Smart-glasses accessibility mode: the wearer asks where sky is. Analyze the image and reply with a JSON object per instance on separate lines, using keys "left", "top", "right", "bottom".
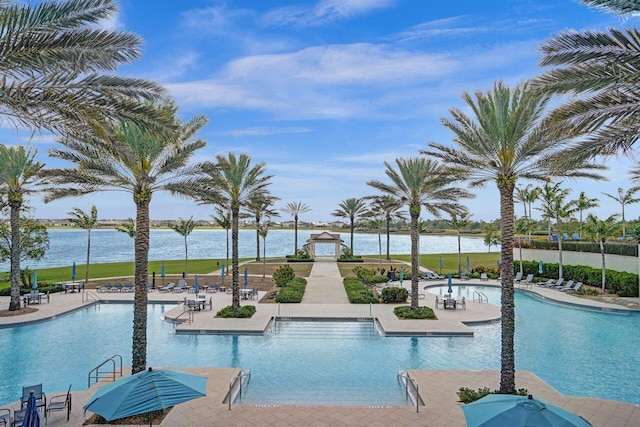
{"left": 7, "top": 0, "right": 640, "bottom": 223}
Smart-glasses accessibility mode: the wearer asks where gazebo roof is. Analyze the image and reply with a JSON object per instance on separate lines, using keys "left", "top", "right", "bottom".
{"left": 307, "top": 232, "right": 343, "bottom": 243}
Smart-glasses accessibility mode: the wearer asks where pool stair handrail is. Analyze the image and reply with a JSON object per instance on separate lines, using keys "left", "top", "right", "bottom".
{"left": 82, "top": 290, "right": 99, "bottom": 304}
{"left": 473, "top": 291, "right": 488, "bottom": 303}
{"left": 87, "top": 354, "right": 123, "bottom": 387}
{"left": 397, "top": 371, "right": 424, "bottom": 412}
{"left": 225, "top": 369, "right": 251, "bottom": 410}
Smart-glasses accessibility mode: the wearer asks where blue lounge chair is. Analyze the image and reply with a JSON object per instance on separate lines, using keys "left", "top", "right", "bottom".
{"left": 550, "top": 234, "right": 558, "bottom": 241}
{"left": 572, "top": 233, "right": 580, "bottom": 241}
{"left": 97, "top": 282, "right": 112, "bottom": 292}
{"left": 122, "top": 282, "right": 134, "bottom": 292}
{"left": 159, "top": 282, "right": 175, "bottom": 292}
{"left": 520, "top": 274, "right": 534, "bottom": 286}
{"left": 514, "top": 271, "right": 523, "bottom": 283}
{"left": 112, "top": 282, "right": 123, "bottom": 292}
{"left": 538, "top": 279, "right": 555, "bottom": 287}
{"left": 562, "top": 233, "right": 571, "bottom": 240}
{"left": 555, "top": 279, "right": 574, "bottom": 290}
{"left": 564, "top": 282, "right": 583, "bottom": 292}
{"left": 173, "top": 279, "right": 186, "bottom": 292}
{"left": 548, "top": 278, "right": 564, "bottom": 288}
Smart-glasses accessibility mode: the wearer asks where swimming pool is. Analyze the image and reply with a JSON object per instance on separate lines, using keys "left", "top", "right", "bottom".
{"left": 0, "top": 287, "right": 638, "bottom": 407}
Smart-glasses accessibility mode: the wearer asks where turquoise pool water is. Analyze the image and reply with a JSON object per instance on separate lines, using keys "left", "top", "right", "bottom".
{"left": 0, "top": 287, "right": 638, "bottom": 407}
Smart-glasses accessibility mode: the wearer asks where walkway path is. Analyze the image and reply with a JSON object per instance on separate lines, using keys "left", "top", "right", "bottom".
{"left": 300, "top": 256, "right": 349, "bottom": 304}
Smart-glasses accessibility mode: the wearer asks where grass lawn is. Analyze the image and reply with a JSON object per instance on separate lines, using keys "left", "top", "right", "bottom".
{"left": 392, "top": 252, "right": 500, "bottom": 275}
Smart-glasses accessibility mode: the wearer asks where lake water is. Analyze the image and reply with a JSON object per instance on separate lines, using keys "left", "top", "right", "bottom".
{"left": 1, "top": 229, "right": 493, "bottom": 270}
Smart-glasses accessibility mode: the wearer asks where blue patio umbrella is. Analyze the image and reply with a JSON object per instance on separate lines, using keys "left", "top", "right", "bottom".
{"left": 466, "top": 255, "right": 471, "bottom": 271}
{"left": 71, "top": 261, "right": 76, "bottom": 282}
{"left": 84, "top": 367, "right": 207, "bottom": 426}
{"left": 539, "top": 260, "right": 544, "bottom": 275}
{"left": 161, "top": 263, "right": 166, "bottom": 285}
{"left": 243, "top": 266, "right": 248, "bottom": 287}
{"left": 193, "top": 275, "right": 199, "bottom": 295}
{"left": 32, "top": 271, "right": 38, "bottom": 290}
{"left": 221, "top": 262, "right": 226, "bottom": 280}
{"left": 447, "top": 273, "right": 453, "bottom": 294}
{"left": 462, "top": 393, "right": 592, "bottom": 427}
{"left": 22, "top": 392, "right": 40, "bottom": 427}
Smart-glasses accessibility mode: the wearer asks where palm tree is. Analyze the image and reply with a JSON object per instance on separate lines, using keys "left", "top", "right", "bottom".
{"left": 281, "top": 202, "right": 312, "bottom": 255}
{"left": 449, "top": 212, "right": 471, "bottom": 273}
{"left": 258, "top": 221, "right": 270, "bottom": 279}
{"left": 483, "top": 223, "right": 500, "bottom": 253}
{"left": 363, "top": 207, "right": 386, "bottom": 272}
{"left": 44, "top": 109, "right": 208, "bottom": 374}
{"left": 212, "top": 207, "right": 231, "bottom": 273}
{"left": 583, "top": 214, "right": 621, "bottom": 291}
{"left": 331, "top": 197, "right": 368, "bottom": 255}
{"left": 244, "top": 195, "right": 279, "bottom": 261}
{"left": 170, "top": 217, "right": 196, "bottom": 275}
{"left": 514, "top": 184, "right": 540, "bottom": 242}
{"left": 602, "top": 187, "right": 640, "bottom": 238}
{"left": 424, "top": 81, "right": 604, "bottom": 394}
{"left": 0, "top": 0, "right": 164, "bottom": 135}
{"left": 67, "top": 205, "right": 98, "bottom": 283}
{"left": 188, "top": 153, "right": 273, "bottom": 313}
{"left": 0, "top": 145, "right": 45, "bottom": 311}
{"left": 537, "top": 182, "right": 569, "bottom": 240}
{"left": 116, "top": 218, "right": 136, "bottom": 239}
{"left": 574, "top": 191, "right": 600, "bottom": 239}
{"left": 368, "top": 157, "right": 471, "bottom": 309}
{"left": 367, "top": 195, "right": 406, "bottom": 260}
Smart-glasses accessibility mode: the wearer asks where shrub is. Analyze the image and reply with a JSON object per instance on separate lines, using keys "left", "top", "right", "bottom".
{"left": 353, "top": 266, "right": 376, "bottom": 284}
{"left": 393, "top": 305, "right": 436, "bottom": 319}
{"left": 370, "top": 275, "right": 389, "bottom": 284}
{"left": 275, "top": 277, "right": 307, "bottom": 303}
{"left": 216, "top": 305, "right": 256, "bottom": 318}
{"left": 381, "top": 287, "right": 408, "bottom": 303}
{"left": 344, "top": 277, "right": 378, "bottom": 304}
{"left": 457, "top": 387, "right": 529, "bottom": 404}
{"left": 272, "top": 265, "right": 295, "bottom": 287}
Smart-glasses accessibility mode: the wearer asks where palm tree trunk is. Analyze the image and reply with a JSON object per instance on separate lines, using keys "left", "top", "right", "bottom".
{"left": 8, "top": 199, "right": 21, "bottom": 311}
{"left": 232, "top": 205, "right": 240, "bottom": 311}
{"left": 499, "top": 184, "right": 515, "bottom": 394}
{"left": 256, "top": 220, "right": 261, "bottom": 261}
{"left": 519, "top": 237, "right": 523, "bottom": 274}
{"left": 225, "top": 228, "right": 229, "bottom": 281}
{"left": 184, "top": 235, "right": 188, "bottom": 275}
{"left": 579, "top": 211, "right": 584, "bottom": 240}
{"left": 600, "top": 240, "right": 606, "bottom": 291}
{"left": 350, "top": 217, "right": 355, "bottom": 253}
{"left": 378, "top": 226, "right": 382, "bottom": 272}
{"left": 85, "top": 230, "right": 91, "bottom": 283}
{"left": 132, "top": 199, "right": 150, "bottom": 374}
{"left": 410, "top": 205, "right": 419, "bottom": 310}
{"left": 386, "top": 217, "right": 391, "bottom": 260}
{"left": 294, "top": 216, "right": 298, "bottom": 254}
{"left": 262, "top": 237, "right": 266, "bottom": 278}
{"left": 457, "top": 232, "right": 461, "bottom": 274}
{"left": 622, "top": 205, "right": 626, "bottom": 238}
{"left": 558, "top": 236, "right": 564, "bottom": 279}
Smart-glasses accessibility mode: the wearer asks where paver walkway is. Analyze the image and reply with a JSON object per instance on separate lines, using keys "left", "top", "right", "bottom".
{"left": 300, "top": 256, "right": 349, "bottom": 304}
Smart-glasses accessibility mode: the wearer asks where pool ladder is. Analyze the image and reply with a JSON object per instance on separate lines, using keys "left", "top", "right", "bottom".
{"left": 473, "top": 291, "right": 488, "bottom": 303}
{"left": 225, "top": 369, "right": 251, "bottom": 410}
{"left": 397, "top": 371, "right": 424, "bottom": 412}
{"left": 88, "top": 354, "right": 123, "bottom": 387}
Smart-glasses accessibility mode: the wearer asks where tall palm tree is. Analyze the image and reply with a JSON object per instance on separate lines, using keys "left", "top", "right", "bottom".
{"left": 368, "top": 157, "right": 471, "bottom": 309}
{"left": 331, "top": 197, "right": 368, "bottom": 255}
{"left": 188, "top": 153, "right": 273, "bottom": 313}
{"left": 212, "top": 207, "right": 231, "bottom": 273}
{"left": 549, "top": 190, "right": 577, "bottom": 279}
{"left": 170, "top": 217, "right": 196, "bottom": 275}
{"left": 602, "top": 186, "right": 640, "bottom": 237}
{"left": 0, "top": 0, "right": 164, "bottom": 135}
{"left": 574, "top": 191, "right": 599, "bottom": 239}
{"left": 244, "top": 195, "right": 279, "bottom": 261}
{"left": 44, "top": 108, "right": 208, "bottom": 374}
{"left": 536, "top": 1, "right": 640, "bottom": 162}
{"left": 514, "top": 184, "right": 540, "bottom": 242}
{"left": 0, "top": 145, "right": 46, "bottom": 311}
{"left": 67, "top": 205, "right": 98, "bottom": 283}
{"left": 424, "top": 81, "right": 604, "bottom": 394}
{"left": 258, "top": 221, "right": 270, "bottom": 279}
{"left": 116, "top": 218, "right": 136, "bottom": 239}
{"left": 537, "top": 182, "right": 569, "bottom": 240}
{"left": 367, "top": 195, "right": 406, "bottom": 260}
{"left": 449, "top": 212, "right": 471, "bottom": 274}
{"left": 583, "top": 214, "right": 621, "bottom": 291}
{"left": 281, "top": 202, "right": 312, "bottom": 255}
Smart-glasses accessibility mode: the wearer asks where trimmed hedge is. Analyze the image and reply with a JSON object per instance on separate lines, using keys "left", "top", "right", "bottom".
{"left": 0, "top": 283, "right": 64, "bottom": 296}
{"left": 344, "top": 277, "right": 378, "bottom": 304}
{"left": 527, "top": 240, "right": 638, "bottom": 257}
{"left": 275, "top": 277, "right": 307, "bottom": 303}
{"left": 381, "top": 287, "right": 408, "bottom": 303}
{"left": 394, "top": 305, "right": 436, "bottom": 319}
{"left": 217, "top": 305, "right": 256, "bottom": 318}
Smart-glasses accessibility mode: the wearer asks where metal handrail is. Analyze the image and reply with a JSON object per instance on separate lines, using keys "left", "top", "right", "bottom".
{"left": 82, "top": 291, "right": 99, "bottom": 303}
{"left": 88, "top": 354, "right": 123, "bottom": 387}
{"left": 397, "top": 372, "right": 421, "bottom": 413}
{"left": 473, "top": 291, "right": 488, "bottom": 303}
{"left": 227, "top": 370, "right": 251, "bottom": 410}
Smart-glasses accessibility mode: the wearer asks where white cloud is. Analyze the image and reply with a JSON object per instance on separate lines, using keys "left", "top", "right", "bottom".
{"left": 215, "top": 127, "right": 313, "bottom": 137}
{"left": 263, "top": 0, "right": 395, "bottom": 27}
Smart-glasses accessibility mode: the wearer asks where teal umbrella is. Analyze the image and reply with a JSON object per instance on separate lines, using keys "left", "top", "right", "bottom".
{"left": 438, "top": 256, "right": 443, "bottom": 274}
{"left": 462, "top": 394, "right": 592, "bottom": 427}
{"left": 161, "top": 263, "right": 166, "bottom": 285}
{"left": 193, "top": 275, "right": 199, "bottom": 295}
{"left": 244, "top": 266, "right": 248, "bottom": 287}
{"left": 84, "top": 368, "right": 207, "bottom": 426}
{"left": 447, "top": 272, "right": 453, "bottom": 294}
{"left": 71, "top": 262, "right": 76, "bottom": 282}
{"left": 32, "top": 271, "right": 38, "bottom": 290}
{"left": 466, "top": 256, "right": 471, "bottom": 271}
{"left": 538, "top": 260, "right": 544, "bottom": 275}
{"left": 399, "top": 267, "right": 404, "bottom": 285}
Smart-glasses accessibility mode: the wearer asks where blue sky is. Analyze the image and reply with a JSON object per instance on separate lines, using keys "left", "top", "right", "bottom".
{"left": 10, "top": 0, "right": 640, "bottom": 222}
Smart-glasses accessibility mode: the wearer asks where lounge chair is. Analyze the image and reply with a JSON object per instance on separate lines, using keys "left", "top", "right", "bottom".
{"left": 206, "top": 283, "right": 218, "bottom": 293}
{"left": 554, "top": 279, "right": 574, "bottom": 290}
{"left": 538, "top": 279, "right": 555, "bottom": 287}
{"left": 97, "top": 282, "right": 112, "bottom": 292}
{"left": 520, "top": 274, "right": 534, "bottom": 287}
{"left": 0, "top": 408, "right": 10, "bottom": 427}
{"left": 147, "top": 282, "right": 154, "bottom": 292}
{"left": 564, "top": 282, "right": 583, "bottom": 292}
{"left": 514, "top": 271, "right": 523, "bottom": 283}
{"left": 45, "top": 384, "right": 71, "bottom": 424}
{"left": 434, "top": 296, "right": 445, "bottom": 309}
{"left": 122, "top": 282, "right": 134, "bottom": 292}
{"left": 459, "top": 273, "right": 470, "bottom": 280}
{"left": 159, "top": 282, "right": 175, "bottom": 292}
{"left": 562, "top": 233, "right": 571, "bottom": 240}
{"left": 112, "top": 282, "right": 123, "bottom": 292}
{"left": 480, "top": 273, "right": 488, "bottom": 281}
{"left": 20, "top": 384, "right": 46, "bottom": 415}
{"left": 548, "top": 278, "right": 564, "bottom": 288}
{"left": 572, "top": 233, "right": 581, "bottom": 241}
{"left": 173, "top": 279, "right": 186, "bottom": 293}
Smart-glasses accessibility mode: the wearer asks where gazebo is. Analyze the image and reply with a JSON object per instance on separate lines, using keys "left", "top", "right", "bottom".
{"left": 305, "top": 232, "right": 343, "bottom": 259}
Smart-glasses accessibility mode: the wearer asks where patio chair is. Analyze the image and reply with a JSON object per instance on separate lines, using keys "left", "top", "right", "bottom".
{"left": 419, "top": 272, "right": 431, "bottom": 280}
{"left": 562, "top": 233, "right": 571, "bottom": 240}
{"left": 433, "top": 272, "right": 445, "bottom": 279}
{"left": 185, "top": 298, "right": 200, "bottom": 311}
{"left": 456, "top": 296, "right": 466, "bottom": 310}
{"left": 459, "top": 273, "right": 470, "bottom": 280}
{"left": 514, "top": 271, "right": 523, "bottom": 283}
{"left": 122, "top": 282, "right": 134, "bottom": 292}
{"left": 173, "top": 279, "right": 186, "bottom": 293}
{"left": 480, "top": 273, "right": 488, "bottom": 281}
{"left": 206, "top": 283, "right": 218, "bottom": 293}
{"left": 28, "top": 290, "right": 43, "bottom": 305}
{"left": 548, "top": 278, "right": 564, "bottom": 288}
{"left": 112, "top": 282, "right": 123, "bottom": 292}
{"left": 572, "top": 233, "right": 581, "bottom": 241}
{"left": 20, "top": 384, "right": 46, "bottom": 415}
{"left": 0, "top": 408, "right": 10, "bottom": 427}
{"left": 521, "top": 274, "right": 534, "bottom": 287}
{"left": 11, "top": 409, "right": 25, "bottom": 427}
{"left": 564, "top": 282, "right": 583, "bottom": 292}
{"left": 444, "top": 298, "right": 456, "bottom": 309}
{"left": 434, "top": 296, "right": 445, "bottom": 309}
{"left": 554, "top": 279, "right": 574, "bottom": 290}
{"left": 97, "top": 282, "right": 112, "bottom": 292}
{"left": 538, "top": 279, "right": 555, "bottom": 287}
{"left": 159, "top": 282, "right": 175, "bottom": 292}
{"left": 45, "top": 384, "right": 71, "bottom": 424}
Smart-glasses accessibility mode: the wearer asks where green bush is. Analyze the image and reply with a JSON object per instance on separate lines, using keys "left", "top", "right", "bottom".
{"left": 381, "top": 287, "right": 408, "bottom": 303}
{"left": 344, "top": 277, "right": 378, "bottom": 304}
{"left": 216, "top": 305, "right": 256, "bottom": 318}
{"left": 393, "top": 305, "right": 436, "bottom": 319}
{"left": 457, "top": 387, "right": 528, "bottom": 404}
{"left": 353, "top": 266, "right": 375, "bottom": 284}
{"left": 272, "top": 265, "right": 296, "bottom": 287}
{"left": 370, "top": 275, "right": 389, "bottom": 284}
{"left": 275, "top": 277, "right": 307, "bottom": 303}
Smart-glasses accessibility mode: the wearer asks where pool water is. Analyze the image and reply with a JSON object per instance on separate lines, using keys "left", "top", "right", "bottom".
{"left": 0, "top": 287, "right": 638, "bottom": 407}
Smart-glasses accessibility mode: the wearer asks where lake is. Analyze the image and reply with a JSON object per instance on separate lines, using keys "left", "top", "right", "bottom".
{"left": 2, "top": 229, "right": 493, "bottom": 270}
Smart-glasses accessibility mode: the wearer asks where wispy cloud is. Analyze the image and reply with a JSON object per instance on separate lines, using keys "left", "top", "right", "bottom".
{"left": 263, "top": 0, "right": 395, "bottom": 27}
{"left": 391, "top": 16, "right": 490, "bottom": 42}
{"left": 215, "top": 127, "right": 313, "bottom": 137}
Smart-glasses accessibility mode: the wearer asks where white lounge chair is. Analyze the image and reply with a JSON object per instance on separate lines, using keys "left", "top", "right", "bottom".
{"left": 520, "top": 274, "right": 534, "bottom": 287}
{"left": 555, "top": 279, "right": 574, "bottom": 290}
{"left": 480, "top": 273, "right": 488, "bottom": 281}
{"left": 514, "top": 272, "right": 523, "bottom": 283}
{"left": 563, "top": 282, "right": 583, "bottom": 292}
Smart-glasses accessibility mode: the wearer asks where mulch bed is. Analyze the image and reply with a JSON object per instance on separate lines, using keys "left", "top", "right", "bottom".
{"left": 83, "top": 409, "right": 171, "bottom": 425}
{"left": 0, "top": 307, "right": 38, "bottom": 317}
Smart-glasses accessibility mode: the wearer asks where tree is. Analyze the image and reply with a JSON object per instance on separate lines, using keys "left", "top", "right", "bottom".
{"left": 67, "top": 206, "right": 98, "bottom": 283}
{"left": 367, "top": 195, "right": 405, "bottom": 260}
{"left": 212, "top": 207, "right": 231, "bottom": 274}
{"left": 116, "top": 218, "right": 136, "bottom": 239}
{"left": 367, "top": 157, "right": 471, "bottom": 310}
{"left": 331, "top": 197, "right": 368, "bottom": 254}
{"left": 602, "top": 187, "right": 640, "bottom": 238}
{"left": 514, "top": 184, "right": 540, "bottom": 242}
{"left": 424, "top": 81, "right": 604, "bottom": 394}
{"left": 537, "top": 182, "right": 569, "bottom": 240}
{"left": 170, "top": 217, "right": 196, "bottom": 275}
{"left": 258, "top": 221, "right": 270, "bottom": 279}
{"left": 0, "top": 0, "right": 164, "bottom": 136}
{"left": 0, "top": 216, "right": 50, "bottom": 265}
{"left": 281, "top": 202, "right": 312, "bottom": 255}
{"left": 483, "top": 223, "right": 500, "bottom": 253}
{"left": 44, "top": 107, "right": 208, "bottom": 374}
{"left": 363, "top": 207, "right": 386, "bottom": 272}
{"left": 0, "top": 145, "right": 46, "bottom": 311}
{"left": 449, "top": 212, "right": 471, "bottom": 273}
{"left": 187, "top": 153, "right": 273, "bottom": 313}
{"left": 574, "top": 192, "right": 599, "bottom": 239}
{"left": 583, "top": 214, "right": 621, "bottom": 291}
{"left": 244, "top": 195, "right": 279, "bottom": 261}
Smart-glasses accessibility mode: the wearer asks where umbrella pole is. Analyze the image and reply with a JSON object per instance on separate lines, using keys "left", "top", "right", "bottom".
{"left": 149, "top": 411, "right": 152, "bottom": 427}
